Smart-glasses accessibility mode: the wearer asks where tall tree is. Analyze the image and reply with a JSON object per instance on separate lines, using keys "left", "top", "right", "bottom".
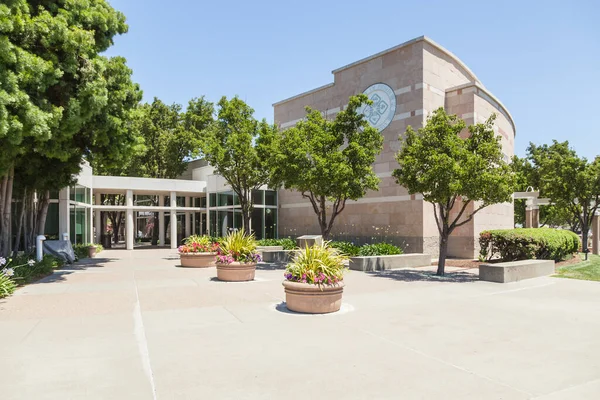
{"left": 393, "top": 108, "right": 514, "bottom": 276}
{"left": 269, "top": 94, "right": 383, "bottom": 239}
{"left": 0, "top": 0, "right": 130, "bottom": 256}
{"left": 527, "top": 141, "right": 600, "bottom": 255}
{"left": 200, "top": 96, "right": 276, "bottom": 232}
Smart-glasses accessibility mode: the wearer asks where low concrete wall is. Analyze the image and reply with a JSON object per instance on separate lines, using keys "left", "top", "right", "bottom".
{"left": 261, "top": 250, "right": 295, "bottom": 263}
{"left": 349, "top": 254, "right": 431, "bottom": 272}
{"left": 256, "top": 246, "right": 283, "bottom": 252}
{"left": 479, "top": 260, "right": 555, "bottom": 283}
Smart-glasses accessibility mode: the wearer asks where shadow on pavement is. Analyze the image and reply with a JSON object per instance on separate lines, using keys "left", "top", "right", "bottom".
{"left": 367, "top": 269, "right": 479, "bottom": 283}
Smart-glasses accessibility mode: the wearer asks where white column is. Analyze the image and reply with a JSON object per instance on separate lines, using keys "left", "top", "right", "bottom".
{"left": 158, "top": 195, "right": 165, "bottom": 246}
{"left": 126, "top": 190, "right": 134, "bottom": 250}
{"left": 170, "top": 191, "right": 177, "bottom": 249}
{"left": 185, "top": 196, "right": 191, "bottom": 238}
{"left": 206, "top": 194, "right": 210, "bottom": 236}
{"left": 58, "top": 187, "right": 70, "bottom": 241}
{"left": 94, "top": 193, "right": 101, "bottom": 244}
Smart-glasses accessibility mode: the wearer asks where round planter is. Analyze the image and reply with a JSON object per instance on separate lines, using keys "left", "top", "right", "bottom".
{"left": 216, "top": 262, "right": 257, "bottom": 282}
{"left": 282, "top": 280, "right": 345, "bottom": 314}
{"left": 88, "top": 246, "right": 97, "bottom": 258}
{"left": 179, "top": 253, "right": 216, "bottom": 268}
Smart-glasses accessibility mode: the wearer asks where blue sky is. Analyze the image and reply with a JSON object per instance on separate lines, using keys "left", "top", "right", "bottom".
{"left": 105, "top": 0, "right": 599, "bottom": 159}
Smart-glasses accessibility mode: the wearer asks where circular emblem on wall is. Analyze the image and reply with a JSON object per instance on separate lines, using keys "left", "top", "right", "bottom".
{"left": 358, "top": 83, "right": 396, "bottom": 131}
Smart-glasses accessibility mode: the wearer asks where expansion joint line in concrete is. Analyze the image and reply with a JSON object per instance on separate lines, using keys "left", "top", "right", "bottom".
{"left": 133, "top": 278, "right": 158, "bottom": 400}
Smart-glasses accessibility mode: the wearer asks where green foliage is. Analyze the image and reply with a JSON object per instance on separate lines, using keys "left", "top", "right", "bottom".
{"left": 284, "top": 243, "right": 347, "bottom": 285}
{"left": 217, "top": 229, "right": 260, "bottom": 263}
{"left": 329, "top": 241, "right": 360, "bottom": 257}
{"left": 73, "top": 244, "right": 90, "bottom": 260}
{"left": 479, "top": 228, "right": 580, "bottom": 262}
{"left": 256, "top": 238, "right": 297, "bottom": 250}
{"left": 358, "top": 242, "right": 403, "bottom": 257}
{"left": 1, "top": 0, "right": 139, "bottom": 257}
{"left": 0, "top": 272, "right": 17, "bottom": 298}
{"left": 270, "top": 94, "right": 384, "bottom": 238}
{"left": 527, "top": 141, "right": 600, "bottom": 251}
{"left": 3, "top": 254, "right": 63, "bottom": 287}
{"left": 200, "top": 97, "right": 276, "bottom": 230}
{"left": 394, "top": 108, "right": 515, "bottom": 275}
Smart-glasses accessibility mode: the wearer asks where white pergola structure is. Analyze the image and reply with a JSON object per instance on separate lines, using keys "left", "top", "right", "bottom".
{"left": 92, "top": 176, "right": 206, "bottom": 250}
{"left": 513, "top": 189, "right": 550, "bottom": 228}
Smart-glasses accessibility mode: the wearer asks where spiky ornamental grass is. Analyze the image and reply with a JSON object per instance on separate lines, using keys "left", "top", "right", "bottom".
{"left": 284, "top": 242, "right": 347, "bottom": 286}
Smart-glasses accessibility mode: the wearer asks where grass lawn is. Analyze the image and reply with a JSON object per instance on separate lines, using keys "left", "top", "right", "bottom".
{"left": 555, "top": 253, "right": 600, "bottom": 282}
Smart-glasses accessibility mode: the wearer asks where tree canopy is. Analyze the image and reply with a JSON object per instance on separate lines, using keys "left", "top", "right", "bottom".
{"left": 269, "top": 94, "right": 383, "bottom": 238}
{"left": 199, "top": 96, "right": 276, "bottom": 231}
{"left": 393, "top": 108, "right": 514, "bottom": 275}
{"left": 527, "top": 140, "right": 600, "bottom": 253}
{"left": 0, "top": 0, "right": 135, "bottom": 256}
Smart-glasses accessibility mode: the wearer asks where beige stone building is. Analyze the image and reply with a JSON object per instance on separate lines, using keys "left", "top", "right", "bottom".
{"left": 273, "top": 36, "right": 515, "bottom": 258}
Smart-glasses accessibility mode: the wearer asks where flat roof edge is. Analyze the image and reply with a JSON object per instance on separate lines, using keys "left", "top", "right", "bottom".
{"left": 272, "top": 83, "right": 335, "bottom": 107}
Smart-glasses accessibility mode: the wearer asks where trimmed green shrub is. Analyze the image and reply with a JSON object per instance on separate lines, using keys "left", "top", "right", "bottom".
{"left": 256, "top": 238, "right": 296, "bottom": 250}
{"left": 329, "top": 241, "right": 360, "bottom": 257}
{"left": 358, "top": 242, "right": 403, "bottom": 257}
{"left": 4, "top": 254, "right": 64, "bottom": 285}
{"left": 479, "top": 228, "right": 580, "bottom": 262}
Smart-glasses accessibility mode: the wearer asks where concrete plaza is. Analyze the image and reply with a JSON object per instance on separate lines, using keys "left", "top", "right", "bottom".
{"left": 1, "top": 249, "right": 599, "bottom": 399}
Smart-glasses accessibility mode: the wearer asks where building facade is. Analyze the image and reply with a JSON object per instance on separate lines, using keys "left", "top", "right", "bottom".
{"left": 45, "top": 36, "right": 514, "bottom": 258}
{"left": 273, "top": 36, "right": 515, "bottom": 258}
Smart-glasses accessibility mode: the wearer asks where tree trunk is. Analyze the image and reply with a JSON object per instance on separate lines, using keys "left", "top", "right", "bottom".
{"left": 151, "top": 212, "right": 159, "bottom": 246}
{"left": 437, "top": 234, "right": 449, "bottom": 276}
{"left": 13, "top": 191, "right": 26, "bottom": 256}
{"left": 0, "top": 167, "right": 15, "bottom": 257}
{"left": 37, "top": 191, "right": 50, "bottom": 235}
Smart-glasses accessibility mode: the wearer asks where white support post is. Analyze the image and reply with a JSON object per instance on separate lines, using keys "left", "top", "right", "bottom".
{"left": 170, "top": 191, "right": 177, "bottom": 249}
{"left": 185, "top": 196, "right": 191, "bottom": 238}
{"left": 126, "top": 190, "right": 134, "bottom": 250}
{"left": 36, "top": 235, "right": 46, "bottom": 262}
{"left": 159, "top": 195, "right": 165, "bottom": 247}
{"left": 94, "top": 193, "right": 101, "bottom": 244}
{"left": 58, "top": 187, "right": 70, "bottom": 241}
{"left": 206, "top": 194, "right": 210, "bottom": 236}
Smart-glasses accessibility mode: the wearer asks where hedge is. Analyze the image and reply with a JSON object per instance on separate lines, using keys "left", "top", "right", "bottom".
{"left": 479, "top": 228, "right": 580, "bottom": 262}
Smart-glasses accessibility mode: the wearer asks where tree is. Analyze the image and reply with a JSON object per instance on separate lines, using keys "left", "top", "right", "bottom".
{"left": 0, "top": 0, "right": 130, "bottom": 256}
{"left": 527, "top": 141, "right": 600, "bottom": 254}
{"left": 269, "top": 94, "right": 383, "bottom": 239}
{"left": 393, "top": 108, "right": 514, "bottom": 276}
{"left": 199, "top": 96, "right": 275, "bottom": 232}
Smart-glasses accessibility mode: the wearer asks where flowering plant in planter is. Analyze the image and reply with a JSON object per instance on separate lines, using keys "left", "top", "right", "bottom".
{"left": 178, "top": 235, "right": 219, "bottom": 254}
{"left": 216, "top": 229, "right": 261, "bottom": 264}
{"left": 284, "top": 242, "right": 347, "bottom": 286}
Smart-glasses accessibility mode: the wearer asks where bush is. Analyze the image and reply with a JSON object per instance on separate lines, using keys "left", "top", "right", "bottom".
{"left": 2, "top": 254, "right": 64, "bottom": 287}
{"left": 180, "top": 235, "right": 218, "bottom": 253}
{"left": 329, "top": 241, "right": 360, "bottom": 257}
{"left": 358, "top": 242, "right": 403, "bottom": 257}
{"left": 284, "top": 242, "right": 347, "bottom": 285}
{"left": 257, "top": 238, "right": 297, "bottom": 250}
{"left": 0, "top": 272, "right": 17, "bottom": 298}
{"left": 479, "top": 228, "right": 580, "bottom": 262}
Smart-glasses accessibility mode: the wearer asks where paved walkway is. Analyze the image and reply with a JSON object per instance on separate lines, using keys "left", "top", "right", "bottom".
{"left": 1, "top": 249, "right": 599, "bottom": 399}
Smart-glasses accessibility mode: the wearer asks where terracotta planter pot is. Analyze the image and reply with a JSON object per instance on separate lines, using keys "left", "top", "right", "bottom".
{"left": 216, "top": 262, "right": 256, "bottom": 282}
{"left": 179, "top": 253, "right": 216, "bottom": 268}
{"left": 282, "top": 280, "right": 345, "bottom": 314}
{"left": 88, "top": 246, "right": 97, "bottom": 258}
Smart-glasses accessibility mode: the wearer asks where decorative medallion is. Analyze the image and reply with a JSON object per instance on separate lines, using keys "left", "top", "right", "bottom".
{"left": 358, "top": 83, "right": 396, "bottom": 131}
